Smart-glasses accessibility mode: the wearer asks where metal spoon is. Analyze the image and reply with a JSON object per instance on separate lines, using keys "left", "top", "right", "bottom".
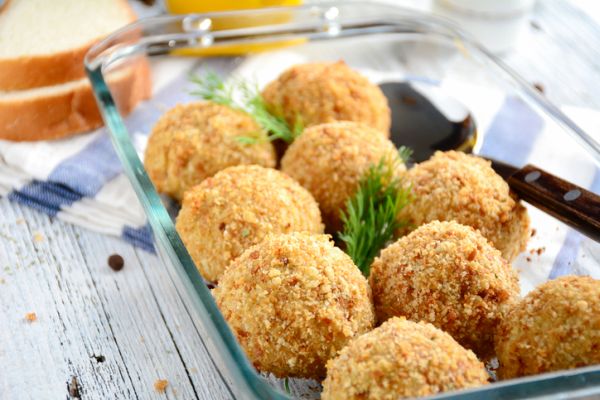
{"left": 380, "top": 81, "right": 600, "bottom": 241}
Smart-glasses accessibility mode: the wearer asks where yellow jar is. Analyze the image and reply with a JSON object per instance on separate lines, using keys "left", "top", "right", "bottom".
{"left": 166, "top": 0, "right": 303, "bottom": 55}
{"left": 165, "top": 0, "right": 302, "bottom": 14}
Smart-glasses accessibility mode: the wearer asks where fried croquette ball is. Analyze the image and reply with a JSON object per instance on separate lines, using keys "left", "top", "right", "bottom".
{"left": 398, "top": 151, "right": 530, "bottom": 261}
{"left": 321, "top": 317, "right": 489, "bottom": 400}
{"left": 495, "top": 275, "right": 600, "bottom": 379}
{"left": 369, "top": 220, "right": 520, "bottom": 358}
{"left": 213, "top": 232, "right": 375, "bottom": 379}
{"left": 262, "top": 61, "right": 391, "bottom": 133}
{"left": 175, "top": 165, "right": 323, "bottom": 282}
{"left": 281, "top": 121, "right": 405, "bottom": 232}
{"left": 144, "top": 101, "right": 276, "bottom": 201}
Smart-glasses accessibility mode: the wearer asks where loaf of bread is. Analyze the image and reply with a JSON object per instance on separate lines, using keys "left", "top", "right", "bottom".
{"left": 0, "top": 0, "right": 136, "bottom": 90}
{"left": 0, "top": 59, "right": 151, "bottom": 141}
{"left": 0, "top": 0, "right": 151, "bottom": 141}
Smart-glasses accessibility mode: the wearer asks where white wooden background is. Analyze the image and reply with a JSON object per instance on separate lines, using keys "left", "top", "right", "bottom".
{"left": 1, "top": 1, "right": 600, "bottom": 399}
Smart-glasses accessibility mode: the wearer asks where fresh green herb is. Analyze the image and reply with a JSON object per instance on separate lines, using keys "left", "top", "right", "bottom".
{"left": 234, "top": 135, "right": 262, "bottom": 145}
{"left": 189, "top": 71, "right": 235, "bottom": 107}
{"left": 283, "top": 377, "right": 291, "bottom": 394}
{"left": 190, "top": 72, "right": 301, "bottom": 143}
{"left": 338, "top": 154, "right": 412, "bottom": 277}
{"left": 398, "top": 145, "right": 413, "bottom": 164}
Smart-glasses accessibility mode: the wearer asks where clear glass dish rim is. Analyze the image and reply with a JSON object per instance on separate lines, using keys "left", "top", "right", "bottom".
{"left": 84, "top": 2, "right": 600, "bottom": 399}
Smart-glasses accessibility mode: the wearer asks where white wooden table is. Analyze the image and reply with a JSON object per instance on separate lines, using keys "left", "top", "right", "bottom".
{"left": 1, "top": 1, "right": 599, "bottom": 399}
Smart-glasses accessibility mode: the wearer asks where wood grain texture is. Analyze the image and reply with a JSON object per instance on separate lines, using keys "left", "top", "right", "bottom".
{"left": 0, "top": 198, "right": 232, "bottom": 400}
{"left": 1, "top": 1, "right": 599, "bottom": 399}
{"left": 504, "top": 0, "right": 600, "bottom": 109}
{"left": 490, "top": 158, "right": 600, "bottom": 241}
{"left": 508, "top": 164, "right": 600, "bottom": 241}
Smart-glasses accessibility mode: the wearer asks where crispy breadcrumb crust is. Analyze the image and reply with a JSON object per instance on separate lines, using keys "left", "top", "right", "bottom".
{"left": 262, "top": 61, "right": 391, "bottom": 133}
{"left": 214, "top": 232, "right": 375, "bottom": 379}
{"left": 495, "top": 275, "right": 600, "bottom": 379}
{"left": 144, "top": 101, "right": 276, "bottom": 201}
{"left": 369, "top": 221, "right": 520, "bottom": 359}
{"left": 321, "top": 317, "right": 489, "bottom": 400}
{"left": 398, "top": 151, "right": 530, "bottom": 261}
{"left": 176, "top": 166, "right": 323, "bottom": 282}
{"left": 281, "top": 121, "right": 404, "bottom": 233}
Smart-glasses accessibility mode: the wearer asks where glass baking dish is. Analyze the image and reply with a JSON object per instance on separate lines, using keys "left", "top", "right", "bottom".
{"left": 85, "top": 2, "right": 600, "bottom": 399}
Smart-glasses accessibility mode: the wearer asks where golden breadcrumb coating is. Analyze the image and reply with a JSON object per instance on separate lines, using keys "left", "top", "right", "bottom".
{"left": 495, "top": 275, "right": 600, "bottom": 379}
{"left": 176, "top": 165, "right": 323, "bottom": 282}
{"left": 398, "top": 151, "right": 530, "bottom": 261}
{"left": 369, "top": 221, "right": 520, "bottom": 359}
{"left": 281, "top": 121, "right": 405, "bottom": 233}
{"left": 322, "top": 317, "right": 489, "bottom": 400}
{"left": 262, "top": 61, "right": 391, "bottom": 134}
{"left": 214, "top": 232, "right": 375, "bottom": 379}
{"left": 144, "top": 101, "right": 276, "bottom": 201}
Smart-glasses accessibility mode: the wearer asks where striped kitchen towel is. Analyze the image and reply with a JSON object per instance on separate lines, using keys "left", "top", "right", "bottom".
{"left": 0, "top": 128, "right": 156, "bottom": 252}
{"left": 0, "top": 51, "right": 598, "bottom": 293}
{"left": 0, "top": 57, "right": 238, "bottom": 253}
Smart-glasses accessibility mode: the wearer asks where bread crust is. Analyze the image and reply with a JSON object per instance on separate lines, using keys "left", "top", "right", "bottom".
{"left": 0, "top": 41, "right": 94, "bottom": 91}
{"left": 0, "top": 58, "right": 151, "bottom": 141}
{"left": 0, "top": 0, "right": 136, "bottom": 90}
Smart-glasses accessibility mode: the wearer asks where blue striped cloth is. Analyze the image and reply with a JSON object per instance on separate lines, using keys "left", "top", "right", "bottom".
{"left": 0, "top": 58, "right": 234, "bottom": 253}
{"left": 0, "top": 52, "right": 598, "bottom": 292}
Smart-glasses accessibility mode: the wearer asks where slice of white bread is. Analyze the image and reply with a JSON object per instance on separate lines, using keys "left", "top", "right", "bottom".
{"left": 0, "top": 59, "right": 151, "bottom": 141}
{"left": 0, "top": 0, "right": 136, "bottom": 91}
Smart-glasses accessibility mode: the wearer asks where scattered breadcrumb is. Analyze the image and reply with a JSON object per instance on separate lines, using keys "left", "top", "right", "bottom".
{"left": 33, "top": 232, "right": 44, "bottom": 242}
{"left": 16, "top": 218, "right": 25, "bottom": 225}
{"left": 529, "top": 247, "right": 546, "bottom": 256}
{"left": 154, "top": 379, "right": 168, "bottom": 393}
{"left": 68, "top": 376, "right": 81, "bottom": 398}
{"left": 25, "top": 312, "right": 37, "bottom": 322}
{"left": 0, "top": 278, "right": 5, "bottom": 284}
{"left": 526, "top": 257, "right": 532, "bottom": 262}
{"left": 0, "top": 231, "right": 16, "bottom": 243}
{"left": 531, "top": 228, "right": 536, "bottom": 237}
{"left": 532, "top": 82, "right": 545, "bottom": 94}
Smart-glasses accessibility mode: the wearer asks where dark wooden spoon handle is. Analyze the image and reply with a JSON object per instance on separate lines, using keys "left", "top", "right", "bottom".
{"left": 507, "top": 164, "right": 600, "bottom": 242}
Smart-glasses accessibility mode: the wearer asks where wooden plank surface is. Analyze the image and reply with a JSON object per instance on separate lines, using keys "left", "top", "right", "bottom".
{"left": 0, "top": 1, "right": 599, "bottom": 399}
{"left": 0, "top": 199, "right": 233, "bottom": 400}
{"left": 503, "top": 0, "right": 600, "bottom": 109}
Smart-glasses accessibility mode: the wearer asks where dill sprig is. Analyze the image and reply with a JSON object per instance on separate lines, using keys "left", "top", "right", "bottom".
{"left": 189, "top": 71, "right": 235, "bottom": 107}
{"left": 190, "top": 72, "right": 301, "bottom": 143}
{"left": 398, "top": 145, "right": 413, "bottom": 164}
{"left": 338, "top": 150, "right": 412, "bottom": 276}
